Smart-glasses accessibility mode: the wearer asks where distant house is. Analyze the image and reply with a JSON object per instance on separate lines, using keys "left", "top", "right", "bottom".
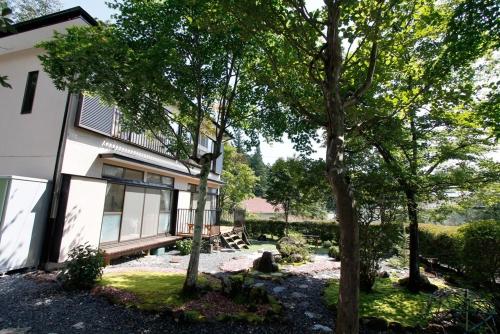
{"left": 241, "top": 197, "right": 284, "bottom": 220}
{"left": 0, "top": 7, "right": 224, "bottom": 272}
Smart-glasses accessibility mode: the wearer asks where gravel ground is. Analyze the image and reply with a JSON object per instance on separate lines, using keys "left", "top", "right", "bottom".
{"left": 0, "top": 245, "right": 341, "bottom": 334}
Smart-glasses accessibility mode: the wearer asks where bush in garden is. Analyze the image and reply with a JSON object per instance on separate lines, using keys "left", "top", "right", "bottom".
{"left": 359, "top": 222, "right": 402, "bottom": 292}
{"left": 176, "top": 238, "right": 193, "bottom": 255}
{"left": 328, "top": 245, "right": 340, "bottom": 260}
{"left": 276, "top": 236, "right": 310, "bottom": 263}
{"left": 418, "top": 224, "right": 463, "bottom": 272}
{"left": 459, "top": 220, "right": 499, "bottom": 287}
{"left": 322, "top": 240, "right": 333, "bottom": 248}
{"left": 59, "top": 244, "right": 105, "bottom": 290}
{"left": 245, "top": 219, "right": 339, "bottom": 242}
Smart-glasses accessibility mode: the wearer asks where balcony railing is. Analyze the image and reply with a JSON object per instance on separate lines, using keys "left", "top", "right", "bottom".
{"left": 176, "top": 209, "right": 221, "bottom": 237}
{"left": 77, "top": 94, "right": 224, "bottom": 174}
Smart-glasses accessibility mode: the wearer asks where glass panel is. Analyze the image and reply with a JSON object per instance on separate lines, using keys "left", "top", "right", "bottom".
{"left": 190, "top": 192, "right": 198, "bottom": 210}
{"left": 141, "top": 188, "right": 161, "bottom": 237}
{"left": 100, "top": 214, "right": 121, "bottom": 243}
{"left": 161, "top": 176, "right": 174, "bottom": 186}
{"left": 158, "top": 189, "right": 172, "bottom": 234}
{"left": 123, "top": 168, "right": 144, "bottom": 181}
{"left": 147, "top": 173, "right": 174, "bottom": 186}
{"left": 102, "top": 164, "right": 124, "bottom": 179}
{"left": 120, "top": 186, "right": 145, "bottom": 241}
{"left": 103, "top": 183, "right": 125, "bottom": 212}
{"left": 205, "top": 194, "right": 217, "bottom": 210}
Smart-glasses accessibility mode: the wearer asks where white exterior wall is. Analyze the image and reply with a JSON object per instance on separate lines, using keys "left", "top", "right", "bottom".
{"left": 58, "top": 176, "right": 107, "bottom": 262}
{"left": 0, "top": 176, "right": 50, "bottom": 272}
{"left": 0, "top": 48, "right": 66, "bottom": 180}
{"left": 0, "top": 18, "right": 89, "bottom": 181}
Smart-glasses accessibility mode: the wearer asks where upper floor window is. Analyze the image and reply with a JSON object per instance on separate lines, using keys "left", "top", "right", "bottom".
{"left": 199, "top": 134, "right": 209, "bottom": 148}
{"left": 21, "top": 71, "right": 39, "bottom": 114}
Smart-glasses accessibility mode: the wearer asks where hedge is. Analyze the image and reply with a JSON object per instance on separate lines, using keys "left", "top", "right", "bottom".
{"left": 418, "top": 221, "right": 500, "bottom": 287}
{"left": 418, "top": 224, "right": 463, "bottom": 272}
{"left": 244, "top": 219, "right": 340, "bottom": 243}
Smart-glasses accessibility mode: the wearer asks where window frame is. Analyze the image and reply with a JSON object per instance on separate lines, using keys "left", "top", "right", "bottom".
{"left": 21, "top": 71, "right": 39, "bottom": 114}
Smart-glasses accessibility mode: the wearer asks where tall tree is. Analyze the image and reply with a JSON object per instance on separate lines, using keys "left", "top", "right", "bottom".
{"left": 248, "top": 144, "right": 268, "bottom": 197}
{"left": 265, "top": 157, "right": 329, "bottom": 229}
{"left": 219, "top": 144, "right": 257, "bottom": 214}
{"left": 7, "top": 0, "right": 62, "bottom": 22}
{"left": 357, "top": 0, "right": 499, "bottom": 291}
{"left": 38, "top": 0, "right": 258, "bottom": 293}
{"left": 230, "top": 1, "right": 416, "bottom": 331}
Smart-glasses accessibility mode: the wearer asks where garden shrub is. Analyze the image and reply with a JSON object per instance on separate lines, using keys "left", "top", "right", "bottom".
{"left": 459, "top": 220, "right": 499, "bottom": 287}
{"left": 276, "top": 236, "right": 310, "bottom": 263}
{"left": 328, "top": 245, "right": 340, "bottom": 260}
{"left": 176, "top": 238, "right": 193, "bottom": 255}
{"left": 245, "top": 219, "right": 339, "bottom": 242}
{"left": 322, "top": 240, "right": 333, "bottom": 248}
{"left": 418, "top": 224, "right": 463, "bottom": 272}
{"left": 59, "top": 243, "right": 105, "bottom": 290}
{"left": 359, "top": 222, "right": 402, "bottom": 292}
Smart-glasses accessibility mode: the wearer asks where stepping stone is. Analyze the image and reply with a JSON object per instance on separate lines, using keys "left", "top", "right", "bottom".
{"left": 291, "top": 292, "right": 308, "bottom": 299}
{"left": 169, "top": 257, "right": 182, "bottom": 263}
{"left": 273, "top": 286, "right": 286, "bottom": 293}
{"left": 305, "top": 311, "right": 320, "bottom": 319}
{"left": 0, "top": 328, "right": 32, "bottom": 334}
{"left": 311, "top": 324, "right": 333, "bottom": 333}
{"left": 253, "top": 282, "right": 265, "bottom": 288}
{"left": 298, "top": 284, "right": 309, "bottom": 289}
{"left": 72, "top": 322, "right": 85, "bottom": 330}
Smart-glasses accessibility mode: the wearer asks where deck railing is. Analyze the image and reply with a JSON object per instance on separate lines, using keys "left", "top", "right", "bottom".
{"left": 176, "top": 209, "right": 221, "bottom": 236}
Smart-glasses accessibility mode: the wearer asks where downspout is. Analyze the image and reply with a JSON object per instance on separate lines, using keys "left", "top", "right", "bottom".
{"left": 40, "top": 92, "right": 75, "bottom": 265}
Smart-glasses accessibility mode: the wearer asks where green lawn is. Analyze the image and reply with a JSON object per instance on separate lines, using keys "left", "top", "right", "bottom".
{"left": 99, "top": 272, "right": 209, "bottom": 310}
{"left": 324, "top": 277, "right": 454, "bottom": 327}
{"left": 245, "top": 240, "right": 277, "bottom": 253}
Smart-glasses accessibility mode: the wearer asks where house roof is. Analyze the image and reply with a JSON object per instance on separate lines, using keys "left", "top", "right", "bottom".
{"left": 0, "top": 6, "right": 97, "bottom": 38}
{"left": 242, "top": 197, "right": 283, "bottom": 214}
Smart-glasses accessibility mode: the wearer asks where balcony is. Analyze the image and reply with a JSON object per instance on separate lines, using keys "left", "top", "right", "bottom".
{"left": 176, "top": 209, "right": 221, "bottom": 237}
{"left": 76, "top": 95, "right": 223, "bottom": 174}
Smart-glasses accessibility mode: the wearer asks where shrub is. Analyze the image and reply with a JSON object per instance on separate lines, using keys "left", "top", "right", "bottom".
{"left": 322, "top": 240, "right": 333, "bottom": 248}
{"left": 418, "top": 224, "right": 463, "bottom": 272}
{"left": 59, "top": 244, "right": 105, "bottom": 290}
{"left": 359, "top": 222, "right": 402, "bottom": 292}
{"left": 276, "top": 236, "right": 310, "bottom": 263}
{"left": 176, "top": 238, "right": 193, "bottom": 255}
{"left": 245, "top": 219, "right": 339, "bottom": 242}
{"left": 328, "top": 245, "right": 340, "bottom": 260}
{"left": 459, "top": 220, "right": 500, "bottom": 287}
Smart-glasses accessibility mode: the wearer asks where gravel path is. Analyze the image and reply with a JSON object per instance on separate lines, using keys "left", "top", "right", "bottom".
{"left": 0, "top": 247, "right": 341, "bottom": 334}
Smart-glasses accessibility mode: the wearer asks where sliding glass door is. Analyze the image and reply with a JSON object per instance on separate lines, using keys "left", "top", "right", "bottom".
{"left": 141, "top": 188, "right": 161, "bottom": 238}
{"left": 158, "top": 189, "right": 172, "bottom": 235}
{"left": 120, "top": 186, "right": 145, "bottom": 241}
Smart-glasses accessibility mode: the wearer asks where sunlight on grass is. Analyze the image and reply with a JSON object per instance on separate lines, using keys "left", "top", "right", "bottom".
{"left": 99, "top": 272, "right": 207, "bottom": 310}
{"left": 324, "top": 277, "right": 455, "bottom": 327}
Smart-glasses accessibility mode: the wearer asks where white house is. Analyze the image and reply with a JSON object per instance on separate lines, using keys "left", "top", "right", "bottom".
{"left": 0, "top": 7, "right": 224, "bottom": 270}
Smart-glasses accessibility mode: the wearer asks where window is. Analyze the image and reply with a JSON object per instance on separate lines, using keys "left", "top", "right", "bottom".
{"left": 199, "top": 134, "right": 209, "bottom": 148}
{"left": 158, "top": 189, "right": 172, "bottom": 234}
{"left": 189, "top": 185, "right": 218, "bottom": 210}
{"left": 147, "top": 173, "right": 174, "bottom": 186}
{"left": 102, "top": 164, "right": 144, "bottom": 181}
{"left": 120, "top": 186, "right": 145, "bottom": 241}
{"left": 21, "top": 71, "right": 39, "bottom": 114}
{"left": 100, "top": 183, "right": 125, "bottom": 243}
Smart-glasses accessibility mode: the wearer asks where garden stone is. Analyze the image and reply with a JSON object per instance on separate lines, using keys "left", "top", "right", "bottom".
{"left": 290, "top": 253, "right": 303, "bottom": 263}
{"left": 360, "top": 316, "right": 388, "bottom": 331}
{"left": 291, "top": 292, "right": 307, "bottom": 299}
{"left": 253, "top": 251, "right": 278, "bottom": 273}
{"left": 253, "top": 282, "right": 265, "bottom": 288}
{"left": 0, "top": 328, "right": 31, "bottom": 334}
{"left": 311, "top": 324, "right": 333, "bottom": 333}
{"left": 305, "top": 311, "right": 319, "bottom": 319}
{"left": 378, "top": 271, "right": 389, "bottom": 278}
{"left": 298, "top": 284, "right": 308, "bottom": 289}
{"left": 272, "top": 286, "right": 286, "bottom": 294}
{"left": 71, "top": 322, "right": 85, "bottom": 330}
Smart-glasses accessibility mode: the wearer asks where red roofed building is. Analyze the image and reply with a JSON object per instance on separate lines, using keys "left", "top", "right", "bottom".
{"left": 241, "top": 197, "right": 284, "bottom": 220}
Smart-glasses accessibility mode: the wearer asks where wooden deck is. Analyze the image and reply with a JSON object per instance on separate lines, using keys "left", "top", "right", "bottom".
{"left": 100, "top": 235, "right": 183, "bottom": 264}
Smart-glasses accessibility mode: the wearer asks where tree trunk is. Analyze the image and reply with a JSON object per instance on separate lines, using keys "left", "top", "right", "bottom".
{"left": 183, "top": 157, "right": 211, "bottom": 293}
{"left": 405, "top": 188, "right": 420, "bottom": 292}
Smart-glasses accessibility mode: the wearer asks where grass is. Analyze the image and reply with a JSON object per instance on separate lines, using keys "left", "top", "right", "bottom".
{"left": 324, "top": 277, "right": 455, "bottom": 327}
{"left": 246, "top": 239, "right": 277, "bottom": 253}
{"left": 99, "top": 272, "right": 208, "bottom": 310}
